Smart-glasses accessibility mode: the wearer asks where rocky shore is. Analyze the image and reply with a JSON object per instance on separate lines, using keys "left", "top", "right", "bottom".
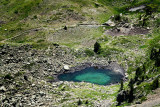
{"left": 55, "top": 62, "right": 125, "bottom": 82}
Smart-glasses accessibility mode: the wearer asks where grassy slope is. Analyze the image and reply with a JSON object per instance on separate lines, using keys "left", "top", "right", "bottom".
{"left": 51, "top": 82, "right": 120, "bottom": 106}
{"left": 0, "top": 0, "right": 116, "bottom": 49}
{"left": 1, "top": 0, "right": 158, "bottom": 49}
{"left": 0, "top": 0, "right": 159, "bottom": 48}
{"left": 92, "top": 0, "right": 160, "bottom": 106}
{"left": 114, "top": 28, "right": 160, "bottom": 106}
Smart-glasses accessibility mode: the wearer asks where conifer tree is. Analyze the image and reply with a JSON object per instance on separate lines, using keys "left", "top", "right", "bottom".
{"left": 119, "top": 79, "right": 124, "bottom": 91}
{"left": 151, "top": 77, "right": 159, "bottom": 90}
{"left": 94, "top": 42, "right": 101, "bottom": 54}
{"left": 128, "top": 79, "right": 134, "bottom": 102}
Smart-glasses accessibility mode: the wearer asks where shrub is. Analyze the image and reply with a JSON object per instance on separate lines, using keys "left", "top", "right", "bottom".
{"left": 151, "top": 77, "right": 159, "bottom": 90}
{"left": 119, "top": 79, "right": 124, "bottom": 91}
{"left": 33, "top": 15, "right": 37, "bottom": 19}
{"left": 114, "top": 14, "right": 121, "bottom": 21}
{"left": 84, "top": 49, "right": 94, "bottom": 56}
{"left": 116, "top": 90, "right": 127, "bottom": 106}
{"left": 155, "top": 18, "right": 160, "bottom": 27}
{"left": 94, "top": 3, "right": 100, "bottom": 8}
{"left": 37, "top": 39, "right": 45, "bottom": 43}
{"left": 128, "top": 79, "right": 134, "bottom": 102}
{"left": 135, "top": 67, "right": 143, "bottom": 81}
{"left": 22, "top": 62, "right": 35, "bottom": 70}
{"left": 15, "top": 71, "right": 25, "bottom": 77}
{"left": 101, "top": 46, "right": 123, "bottom": 57}
{"left": 85, "top": 100, "right": 89, "bottom": 104}
{"left": 77, "top": 99, "right": 82, "bottom": 105}
{"left": 4, "top": 73, "right": 13, "bottom": 80}
{"left": 150, "top": 47, "right": 160, "bottom": 67}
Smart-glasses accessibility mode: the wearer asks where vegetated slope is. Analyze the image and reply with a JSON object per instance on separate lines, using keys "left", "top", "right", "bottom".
{"left": 0, "top": 0, "right": 115, "bottom": 48}
{"left": 110, "top": 3, "right": 160, "bottom": 107}
{"left": 1, "top": 0, "right": 159, "bottom": 49}
{"left": 115, "top": 28, "right": 160, "bottom": 106}
{"left": 93, "top": 0, "right": 160, "bottom": 67}
{"left": 89, "top": 0, "right": 160, "bottom": 106}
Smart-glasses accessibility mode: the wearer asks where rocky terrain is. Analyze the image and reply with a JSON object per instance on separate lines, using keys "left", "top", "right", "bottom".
{"left": 0, "top": 45, "right": 124, "bottom": 106}
{"left": 0, "top": 0, "right": 160, "bottom": 107}
{"left": 0, "top": 45, "right": 75, "bottom": 106}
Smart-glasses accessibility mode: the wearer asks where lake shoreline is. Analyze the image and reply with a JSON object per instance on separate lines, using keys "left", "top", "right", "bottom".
{"left": 54, "top": 62, "right": 126, "bottom": 83}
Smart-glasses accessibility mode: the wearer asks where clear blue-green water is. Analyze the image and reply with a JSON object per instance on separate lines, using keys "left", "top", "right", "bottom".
{"left": 58, "top": 67, "right": 123, "bottom": 85}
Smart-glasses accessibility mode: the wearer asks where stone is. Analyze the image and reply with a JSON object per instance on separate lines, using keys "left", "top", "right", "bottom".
{"left": 125, "top": 73, "right": 128, "bottom": 78}
{"left": 104, "top": 19, "right": 116, "bottom": 27}
{"left": 129, "top": 5, "right": 145, "bottom": 12}
{"left": 0, "top": 86, "right": 7, "bottom": 92}
{"left": 48, "top": 69, "right": 52, "bottom": 72}
{"left": 39, "top": 91, "right": 45, "bottom": 96}
{"left": 119, "top": 27, "right": 130, "bottom": 34}
{"left": 32, "top": 84, "right": 35, "bottom": 87}
{"left": 64, "top": 65, "right": 69, "bottom": 70}
{"left": 31, "top": 95, "right": 36, "bottom": 99}
{"left": 130, "top": 24, "right": 134, "bottom": 29}
{"left": 15, "top": 94, "right": 22, "bottom": 97}
{"left": 52, "top": 84, "right": 57, "bottom": 87}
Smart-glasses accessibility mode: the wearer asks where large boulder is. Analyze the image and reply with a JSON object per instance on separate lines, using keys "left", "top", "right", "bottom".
{"left": 129, "top": 5, "right": 146, "bottom": 12}
{"left": 64, "top": 65, "right": 70, "bottom": 70}
{"left": 0, "top": 86, "right": 7, "bottom": 92}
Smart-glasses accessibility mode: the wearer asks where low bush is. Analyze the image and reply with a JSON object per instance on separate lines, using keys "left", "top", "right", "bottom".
{"left": 84, "top": 49, "right": 94, "bottom": 57}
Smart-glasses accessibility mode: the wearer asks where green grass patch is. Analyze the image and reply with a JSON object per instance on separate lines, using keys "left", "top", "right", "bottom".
{"left": 84, "top": 48, "right": 95, "bottom": 57}
{"left": 139, "top": 45, "right": 148, "bottom": 49}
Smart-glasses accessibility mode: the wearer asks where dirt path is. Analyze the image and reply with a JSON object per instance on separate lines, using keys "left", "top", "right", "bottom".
{"left": 131, "top": 98, "right": 160, "bottom": 107}
{"left": 128, "top": 88, "right": 160, "bottom": 107}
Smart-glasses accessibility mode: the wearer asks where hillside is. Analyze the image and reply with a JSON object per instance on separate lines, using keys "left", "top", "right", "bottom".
{"left": 0, "top": 0, "right": 115, "bottom": 49}
{"left": 0, "top": 0, "right": 160, "bottom": 107}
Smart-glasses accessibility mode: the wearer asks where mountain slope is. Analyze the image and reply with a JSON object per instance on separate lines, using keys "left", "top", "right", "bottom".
{"left": 0, "top": 0, "right": 160, "bottom": 107}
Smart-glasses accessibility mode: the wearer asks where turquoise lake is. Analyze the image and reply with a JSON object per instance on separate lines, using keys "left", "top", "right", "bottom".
{"left": 58, "top": 67, "right": 123, "bottom": 85}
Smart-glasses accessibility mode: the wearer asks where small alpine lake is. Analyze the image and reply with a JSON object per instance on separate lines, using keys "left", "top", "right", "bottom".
{"left": 58, "top": 67, "right": 123, "bottom": 85}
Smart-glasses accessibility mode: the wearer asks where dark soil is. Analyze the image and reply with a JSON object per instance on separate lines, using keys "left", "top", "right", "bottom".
{"left": 105, "top": 27, "right": 150, "bottom": 36}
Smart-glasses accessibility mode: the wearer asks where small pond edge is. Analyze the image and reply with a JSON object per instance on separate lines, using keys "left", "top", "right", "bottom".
{"left": 53, "top": 62, "right": 126, "bottom": 84}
